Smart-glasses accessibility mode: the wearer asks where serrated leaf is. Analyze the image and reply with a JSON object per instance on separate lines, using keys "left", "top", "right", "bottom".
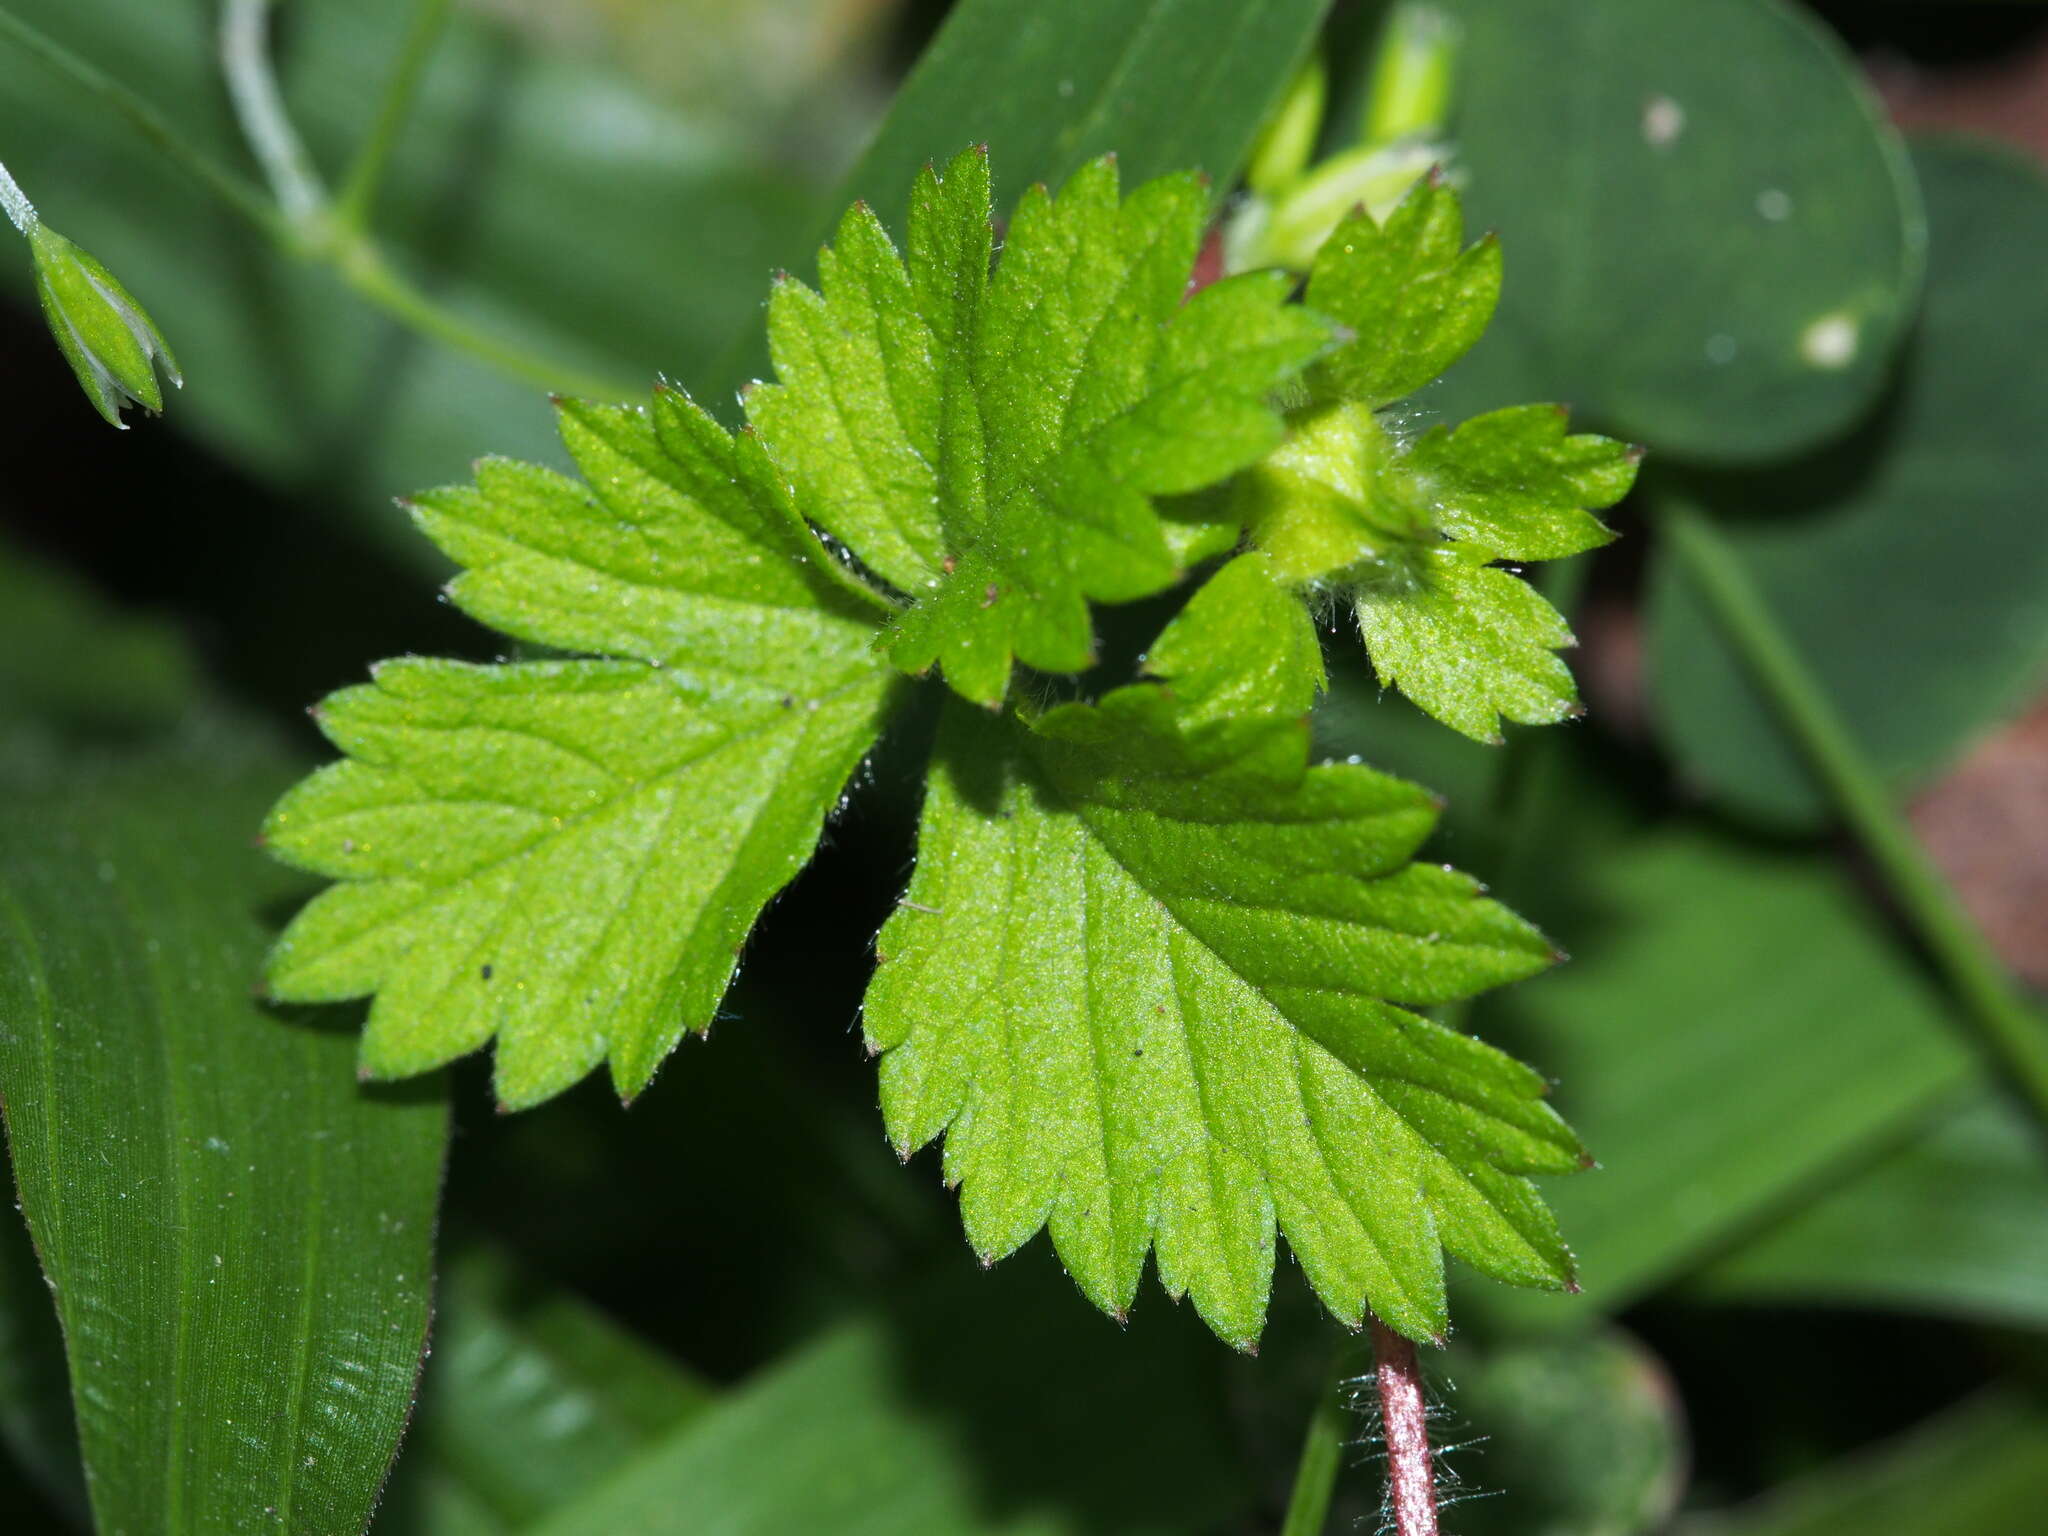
{"left": 1406, "top": 404, "right": 1636, "bottom": 560}
{"left": 749, "top": 147, "right": 1330, "bottom": 703}
{"left": 412, "top": 391, "right": 891, "bottom": 667}
{"left": 1353, "top": 544, "right": 1583, "bottom": 745}
{"left": 1305, "top": 176, "right": 1502, "bottom": 408}
{"left": 264, "top": 398, "right": 903, "bottom": 1108}
{"left": 863, "top": 569, "right": 1578, "bottom": 1348}
{"left": 1233, "top": 390, "right": 1633, "bottom": 742}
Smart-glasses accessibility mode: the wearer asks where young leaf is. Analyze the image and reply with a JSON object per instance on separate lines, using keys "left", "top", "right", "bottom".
{"left": 1305, "top": 175, "right": 1501, "bottom": 409}
{"left": 1351, "top": 541, "right": 1583, "bottom": 745}
{"left": 1234, "top": 395, "right": 1635, "bottom": 742}
{"left": 864, "top": 559, "right": 1580, "bottom": 1347}
{"left": 748, "top": 146, "right": 1330, "bottom": 703}
{"left": 263, "top": 394, "right": 903, "bottom": 1108}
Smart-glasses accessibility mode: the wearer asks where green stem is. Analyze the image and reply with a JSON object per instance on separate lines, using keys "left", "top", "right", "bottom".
{"left": 220, "top": 0, "right": 327, "bottom": 226}
{"left": 335, "top": 0, "right": 453, "bottom": 233}
{"left": 1280, "top": 1344, "right": 1357, "bottom": 1536}
{"left": 0, "top": 2, "right": 635, "bottom": 400}
{"left": 0, "top": 6, "right": 283, "bottom": 238}
{"left": 335, "top": 237, "right": 634, "bottom": 400}
{"left": 1662, "top": 501, "right": 2048, "bottom": 1132}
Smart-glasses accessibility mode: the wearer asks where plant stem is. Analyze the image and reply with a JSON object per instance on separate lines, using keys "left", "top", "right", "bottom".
{"left": 220, "top": 0, "right": 327, "bottom": 226}
{"left": 335, "top": 0, "right": 452, "bottom": 233}
{"left": 0, "top": 156, "right": 36, "bottom": 232}
{"left": 334, "top": 237, "right": 633, "bottom": 401}
{"left": 1371, "top": 1317, "right": 1440, "bottom": 1536}
{"left": 0, "top": 6, "right": 284, "bottom": 238}
{"left": 1279, "top": 1346, "right": 1355, "bottom": 1536}
{"left": 1662, "top": 501, "right": 2048, "bottom": 1134}
{"left": 0, "top": 1, "right": 635, "bottom": 400}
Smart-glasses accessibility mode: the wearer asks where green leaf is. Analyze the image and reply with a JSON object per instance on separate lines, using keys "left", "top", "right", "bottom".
{"left": 1232, "top": 392, "right": 1633, "bottom": 742}
{"left": 0, "top": 748, "right": 447, "bottom": 1535}
{"left": 839, "top": 0, "right": 1331, "bottom": 243}
{"left": 530, "top": 1253, "right": 1254, "bottom": 1536}
{"left": 865, "top": 560, "right": 1578, "bottom": 1347}
{"left": 1405, "top": 404, "right": 1637, "bottom": 560}
{"left": 263, "top": 397, "right": 903, "bottom": 1108}
{"left": 1649, "top": 137, "right": 2048, "bottom": 824}
{"left": 1424, "top": 0, "right": 1924, "bottom": 463}
{"left": 1688, "top": 1091, "right": 2048, "bottom": 1330}
{"left": 1464, "top": 824, "right": 1973, "bottom": 1328}
{"left": 749, "top": 148, "right": 1330, "bottom": 703}
{"left": 1445, "top": 1327, "right": 1686, "bottom": 1536}
{"left": 1304, "top": 176, "right": 1502, "bottom": 409}
{"left": 1673, "top": 1392, "right": 2048, "bottom": 1536}
{"left": 1352, "top": 541, "right": 1583, "bottom": 745}
{"left": 386, "top": 1245, "right": 713, "bottom": 1531}
{"left": 0, "top": 536, "right": 198, "bottom": 742}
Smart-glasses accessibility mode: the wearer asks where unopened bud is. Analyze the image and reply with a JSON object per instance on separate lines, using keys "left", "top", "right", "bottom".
{"left": 29, "top": 225, "right": 182, "bottom": 428}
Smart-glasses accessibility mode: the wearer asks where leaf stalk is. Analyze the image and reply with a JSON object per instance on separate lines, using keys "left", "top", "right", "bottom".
{"left": 335, "top": 0, "right": 454, "bottom": 233}
{"left": 1662, "top": 501, "right": 2048, "bottom": 1135}
{"left": 1371, "top": 1316, "right": 1440, "bottom": 1536}
{"left": 1279, "top": 1343, "right": 1357, "bottom": 1536}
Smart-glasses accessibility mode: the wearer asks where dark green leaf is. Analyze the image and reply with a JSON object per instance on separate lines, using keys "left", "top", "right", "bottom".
{"left": 1466, "top": 825, "right": 1973, "bottom": 1325}
{"left": 530, "top": 1253, "right": 1252, "bottom": 1536}
{"left": 1446, "top": 1327, "right": 1686, "bottom": 1536}
{"left": 1688, "top": 1091, "right": 2048, "bottom": 1329}
{"left": 1650, "top": 137, "right": 2048, "bottom": 823}
{"left": 1426, "top": 0, "right": 1923, "bottom": 462}
{"left": 0, "top": 748, "right": 447, "bottom": 1534}
{"left": 834, "top": 0, "right": 1331, "bottom": 246}
{"left": 386, "top": 1245, "right": 713, "bottom": 1531}
{"left": 1673, "top": 1392, "right": 2048, "bottom": 1536}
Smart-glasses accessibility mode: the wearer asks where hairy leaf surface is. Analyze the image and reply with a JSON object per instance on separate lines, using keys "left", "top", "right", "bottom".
{"left": 864, "top": 559, "right": 1579, "bottom": 1345}
{"left": 749, "top": 146, "right": 1329, "bottom": 702}
{"left": 1237, "top": 397, "right": 1634, "bottom": 742}
{"left": 265, "top": 396, "right": 902, "bottom": 1107}
{"left": 1305, "top": 177, "right": 1501, "bottom": 409}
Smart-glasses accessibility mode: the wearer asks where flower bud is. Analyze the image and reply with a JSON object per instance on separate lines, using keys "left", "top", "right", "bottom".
{"left": 29, "top": 225, "right": 181, "bottom": 428}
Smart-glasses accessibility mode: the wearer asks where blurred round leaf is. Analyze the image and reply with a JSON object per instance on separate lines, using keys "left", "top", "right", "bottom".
{"left": 1443, "top": 1326, "right": 1687, "bottom": 1536}
{"left": 1649, "top": 136, "right": 2048, "bottom": 824}
{"left": 1427, "top": 0, "right": 1923, "bottom": 463}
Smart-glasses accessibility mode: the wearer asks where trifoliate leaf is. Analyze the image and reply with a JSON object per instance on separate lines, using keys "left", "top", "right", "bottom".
{"left": 1233, "top": 392, "right": 1635, "bottom": 741}
{"left": 1352, "top": 541, "right": 1581, "bottom": 746}
{"left": 264, "top": 396, "right": 902, "bottom": 1108}
{"left": 1305, "top": 174, "right": 1500, "bottom": 408}
{"left": 748, "top": 145, "right": 1330, "bottom": 704}
{"left": 864, "top": 563, "right": 1579, "bottom": 1348}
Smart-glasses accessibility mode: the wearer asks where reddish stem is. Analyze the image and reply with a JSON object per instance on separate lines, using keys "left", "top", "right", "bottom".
{"left": 1370, "top": 1317, "right": 1440, "bottom": 1536}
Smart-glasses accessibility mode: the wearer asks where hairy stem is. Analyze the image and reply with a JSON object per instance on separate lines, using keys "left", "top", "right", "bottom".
{"left": 220, "top": 0, "right": 327, "bottom": 225}
{"left": 335, "top": 0, "right": 453, "bottom": 232}
{"left": 0, "top": 2, "right": 634, "bottom": 399}
{"left": 1663, "top": 501, "right": 2048, "bottom": 1134}
{"left": 1280, "top": 1345, "right": 1356, "bottom": 1536}
{"left": 0, "top": 156, "right": 36, "bottom": 232}
{"left": 1371, "top": 1318, "right": 1440, "bottom": 1536}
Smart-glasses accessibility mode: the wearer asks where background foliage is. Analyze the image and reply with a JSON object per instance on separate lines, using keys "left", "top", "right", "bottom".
{"left": 3, "top": 1, "right": 2047, "bottom": 1532}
